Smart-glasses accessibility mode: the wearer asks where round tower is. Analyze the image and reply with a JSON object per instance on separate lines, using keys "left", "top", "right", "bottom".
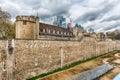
{"left": 15, "top": 15, "right": 39, "bottom": 39}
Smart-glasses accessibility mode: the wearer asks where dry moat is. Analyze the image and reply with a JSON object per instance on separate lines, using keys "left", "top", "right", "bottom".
{"left": 37, "top": 51, "right": 120, "bottom": 80}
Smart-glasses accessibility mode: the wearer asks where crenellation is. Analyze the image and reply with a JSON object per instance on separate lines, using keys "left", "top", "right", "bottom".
{"left": 16, "top": 16, "right": 37, "bottom": 22}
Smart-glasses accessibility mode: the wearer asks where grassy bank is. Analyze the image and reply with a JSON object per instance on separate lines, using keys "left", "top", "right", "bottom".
{"left": 27, "top": 50, "right": 119, "bottom": 80}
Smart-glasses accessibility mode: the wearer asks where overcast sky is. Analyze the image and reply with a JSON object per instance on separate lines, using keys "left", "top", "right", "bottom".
{"left": 0, "top": 0, "right": 120, "bottom": 32}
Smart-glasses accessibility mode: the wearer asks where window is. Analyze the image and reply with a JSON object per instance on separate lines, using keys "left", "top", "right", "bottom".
{"left": 23, "top": 21, "right": 27, "bottom": 25}
{"left": 40, "top": 29, "right": 43, "bottom": 32}
{"left": 64, "top": 32, "right": 66, "bottom": 35}
{"left": 48, "top": 29, "right": 51, "bottom": 33}
{"left": 59, "top": 31, "right": 61, "bottom": 34}
{"left": 43, "top": 29, "right": 45, "bottom": 33}
{"left": 28, "top": 17, "right": 30, "bottom": 20}
{"left": 53, "top": 30, "right": 55, "bottom": 34}
{"left": 68, "top": 33, "right": 70, "bottom": 36}
{"left": 61, "top": 31, "right": 63, "bottom": 34}
{"left": 57, "top": 31, "right": 59, "bottom": 34}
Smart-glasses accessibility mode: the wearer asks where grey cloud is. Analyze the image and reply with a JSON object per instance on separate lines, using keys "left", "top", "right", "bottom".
{"left": 0, "top": 0, "right": 4, "bottom": 3}
{"left": 9, "top": 0, "right": 42, "bottom": 9}
{"left": 40, "top": 10, "right": 69, "bottom": 23}
{"left": 75, "top": 1, "right": 118, "bottom": 23}
{"left": 103, "top": 22, "right": 120, "bottom": 31}
{"left": 1, "top": 0, "right": 120, "bottom": 32}
{"left": 1, "top": 0, "right": 71, "bottom": 22}
{"left": 37, "top": 0, "right": 71, "bottom": 21}
{"left": 101, "top": 15, "right": 120, "bottom": 22}
{"left": 70, "top": 0, "right": 85, "bottom": 4}
{"left": 52, "top": 7, "right": 70, "bottom": 16}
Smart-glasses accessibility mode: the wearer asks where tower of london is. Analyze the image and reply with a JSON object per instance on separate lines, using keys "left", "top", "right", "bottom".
{"left": 16, "top": 16, "right": 39, "bottom": 39}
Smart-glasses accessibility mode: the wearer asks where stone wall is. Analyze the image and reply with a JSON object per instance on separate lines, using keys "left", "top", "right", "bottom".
{"left": 16, "top": 16, "right": 39, "bottom": 39}
{"left": 0, "top": 37, "right": 120, "bottom": 80}
{"left": 0, "top": 40, "right": 8, "bottom": 80}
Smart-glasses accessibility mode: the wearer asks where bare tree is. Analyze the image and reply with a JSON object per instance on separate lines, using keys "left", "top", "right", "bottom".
{"left": 0, "top": 7, "right": 11, "bottom": 22}
{"left": 0, "top": 7, "right": 15, "bottom": 39}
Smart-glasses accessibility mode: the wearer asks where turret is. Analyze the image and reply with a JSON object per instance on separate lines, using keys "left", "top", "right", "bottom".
{"left": 15, "top": 15, "right": 39, "bottom": 39}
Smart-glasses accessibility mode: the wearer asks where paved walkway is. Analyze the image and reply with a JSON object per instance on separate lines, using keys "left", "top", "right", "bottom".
{"left": 100, "top": 67, "right": 120, "bottom": 80}
{"left": 68, "top": 64, "right": 113, "bottom": 80}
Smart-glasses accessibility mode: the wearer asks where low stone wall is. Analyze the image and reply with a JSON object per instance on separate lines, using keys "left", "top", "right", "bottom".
{"left": 0, "top": 37, "right": 120, "bottom": 80}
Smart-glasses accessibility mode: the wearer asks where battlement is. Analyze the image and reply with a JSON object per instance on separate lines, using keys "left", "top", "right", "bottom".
{"left": 16, "top": 15, "right": 39, "bottom": 22}
{"left": 15, "top": 15, "right": 39, "bottom": 39}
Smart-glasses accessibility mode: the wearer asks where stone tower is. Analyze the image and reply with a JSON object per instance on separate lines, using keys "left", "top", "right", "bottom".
{"left": 15, "top": 16, "right": 39, "bottom": 39}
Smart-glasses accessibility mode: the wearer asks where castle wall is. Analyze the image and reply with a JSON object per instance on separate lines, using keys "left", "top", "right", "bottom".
{"left": 0, "top": 37, "right": 120, "bottom": 80}
{"left": 13, "top": 37, "right": 119, "bottom": 79}
{"left": 0, "top": 40, "right": 8, "bottom": 80}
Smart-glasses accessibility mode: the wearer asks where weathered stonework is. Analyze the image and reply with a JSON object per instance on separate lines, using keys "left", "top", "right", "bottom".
{"left": 0, "top": 40, "right": 8, "bottom": 80}
{"left": 16, "top": 16, "right": 39, "bottom": 39}
{"left": 0, "top": 37, "right": 120, "bottom": 80}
